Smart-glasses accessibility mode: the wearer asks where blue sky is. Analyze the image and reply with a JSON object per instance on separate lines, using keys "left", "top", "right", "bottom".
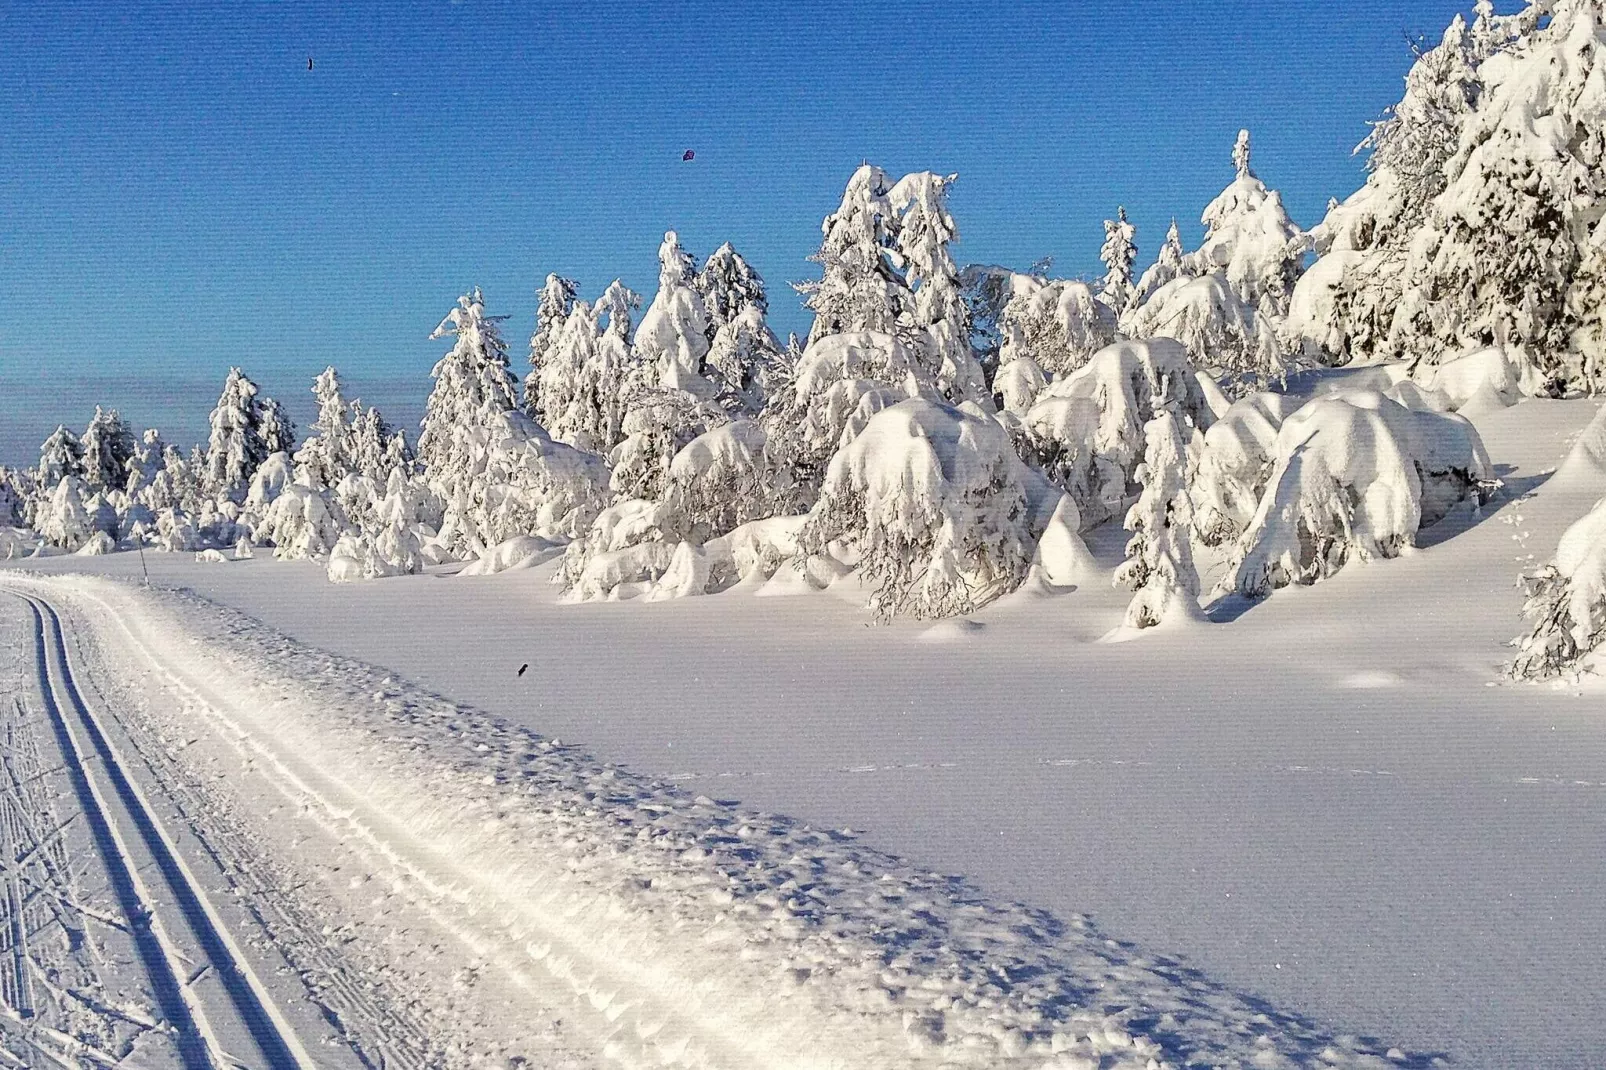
{"left": 0, "top": 1, "right": 1483, "bottom": 462}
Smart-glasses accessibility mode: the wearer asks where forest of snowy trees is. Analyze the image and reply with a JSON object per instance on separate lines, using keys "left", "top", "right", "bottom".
{"left": 3, "top": 0, "right": 1605, "bottom": 677}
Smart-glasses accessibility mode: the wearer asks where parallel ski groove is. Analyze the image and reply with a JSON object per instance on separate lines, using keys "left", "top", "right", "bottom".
{"left": 20, "top": 593, "right": 318, "bottom": 1070}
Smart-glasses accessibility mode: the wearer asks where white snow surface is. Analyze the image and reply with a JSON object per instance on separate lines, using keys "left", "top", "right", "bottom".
{"left": 9, "top": 395, "right": 1606, "bottom": 1069}
{"left": 5, "top": 572, "right": 1409, "bottom": 1070}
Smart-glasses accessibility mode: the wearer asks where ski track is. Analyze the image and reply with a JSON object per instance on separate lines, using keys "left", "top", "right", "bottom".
{"left": 0, "top": 573, "right": 1438, "bottom": 1070}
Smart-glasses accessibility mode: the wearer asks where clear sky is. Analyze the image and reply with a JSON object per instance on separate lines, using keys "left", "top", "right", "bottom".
{"left": 0, "top": 0, "right": 1484, "bottom": 462}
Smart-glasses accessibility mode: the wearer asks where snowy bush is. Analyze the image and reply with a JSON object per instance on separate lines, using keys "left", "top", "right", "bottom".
{"left": 37, "top": 476, "right": 116, "bottom": 550}
{"left": 608, "top": 388, "right": 726, "bottom": 503}
{"left": 997, "top": 275, "right": 1116, "bottom": 378}
{"left": 1190, "top": 391, "right": 1302, "bottom": 547}
{"left": 1124, "top": 273, "right": 1284, "bottom": 395}
{"left": 1233, "top": 390, "right": 1494, "bottom": 597}
{"left": 1410, "top": 344, "right": 1522, "bottom": 413}
{"left": 153, "top": 507, "right": 199, "bottom": 553}
{"left": 1020, "top": 338, "right": 1219, "bottom": 529}
{"left": 1508, "top": 494, "right": 1606, "bottom": 680}
{"left": 800, "top": 398, "right": 1054, "bottom": 619}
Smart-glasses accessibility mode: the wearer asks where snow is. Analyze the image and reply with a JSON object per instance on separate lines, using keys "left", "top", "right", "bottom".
{"left": 10, "top": 393, "right": 1606, "bottom": 1069}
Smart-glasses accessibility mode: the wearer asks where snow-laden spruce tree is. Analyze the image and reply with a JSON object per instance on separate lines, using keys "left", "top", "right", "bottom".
{"left": 294, "top": 366, "right": 354, "bottom": 489}
{"left": 36, "top": 425, "right": 84, "bottom": 488}
{"left": 1100, "top": 206, "right": 1138, "bottom": 315}
{"left": 799, "top": 398, "right": 1050, "bottom": 619}
{"left": 1233, "top": 390, "right": 1493, "bottom": 597}
{"left": 696, "top": 242, "right": 785, "bottom": 415}
{"left": 526, "top": 273, "right": 579, "bottom": 424}
{"left": 1126, "top": 130, "right": 1301, "bottom": 394}
{"left": 1131, "top": 219, "right": 1186, "bottom": 310}
{"left": 1508, "top": 493, "right": 1606, "bottom": 679}
{"left": 1114, "top": 399, "right": 1205, "bottom": 630}
{"left": 124, "top": 428, "right": 165, "bottom": 497}
{"left": 889, "top": 171, "right": 990, "bottom": 407}
{"left": 800, "top": 164, "right": 911, "bottom": 344}
{"left": 1392, "top": 0, "right": 1606, "bottom": 393}
{"left": 1020, "top": 338, "right": 1221, "bottom": 529}
{"left": 608, "top": 388, "right": 728, "bottom": 504}
{"left": 997, "top": 275, "right": 1118, "bottom": 379}
{"left": 540, "top": 281, "right": 642, "bottom": 453}
{"left": 636, "top": 231, "right": 716, "bottom": 398}
{"left": 203, "top": 367, "right": 271, "bottom": 503}
{"left": 79, "top": 406, "right": 135, "bottom": 492}
{"left": 259, "top": 396, "right": 294, "bottom": 456}
{"left": 419, "top": 288, "right": 519, "bottom": 512}
{"left": 38, "top": 475, "right": 115, "bottom": 550}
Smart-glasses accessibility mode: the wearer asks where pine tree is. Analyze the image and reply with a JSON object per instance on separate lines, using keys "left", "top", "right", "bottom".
{"left": 1115, "top": 398, "right": 1203, "bottom": 629}
{"left": 36, "top": 425, "right": 84, "bottom": 488}
{"left": 259, "top": 396, "right": 295, "bottom": 456}
{"left": 890, "top": 170, "right": 988, "bottom": 406}
{"left": 124, "top": 428, "right": 166, "bottom": 497}
{"left": 79, "top": 406, "right": 136, "bottom": 492}
{"left": 203, "top": 367, "right": 271, "bottom": 503}
{"left": 527, "top": 273, "right": 579, "bottom": 423}
{"left": 294, "top": 366, "right": 353, "bottom": 488}
{"left": 636, "top": 230, "right": 715, "bottom": 398}
{"left": 541, "top": 281, "right": 642, "bottom": 453}
{"left": 699, "top": 243, "right": 783, "bottom": 414}
{"left": 419, "top": 288, "right": 519, "bottom": 497}
{"left": 1099, "top": 206, "right": 1138, "bottom": 315}
{"left": 800, "top": 164, "right": 911, "bottom": 344}
{"left": 1131, "top": 219, "right": 1187, "bottom": 313}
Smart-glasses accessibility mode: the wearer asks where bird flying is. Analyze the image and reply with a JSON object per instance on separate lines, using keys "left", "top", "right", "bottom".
{"left": 682, "top": 149, "right": 694, "bottom": 161}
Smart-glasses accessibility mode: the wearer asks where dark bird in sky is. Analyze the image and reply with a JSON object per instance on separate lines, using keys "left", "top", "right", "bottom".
{"left": 307, "top": 57, "right": 314, "bottom": 71}
{"left": 682, "top": 149, "right": 695, "bottom": 161}
{"left": 517, "top": 663, "right": 528, "bottom": 676}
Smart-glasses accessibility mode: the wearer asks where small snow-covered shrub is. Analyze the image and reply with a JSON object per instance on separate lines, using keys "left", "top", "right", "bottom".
{"left": 998, "top": 276, "right": 1116, "bottom": 377}
{"left": 1115, "top": 407, "right": 1205, "bottom": 630}
{"left": 195, "top": 548, "right": 228, "bottom": 564}
{"left": 77, "top": 531, "right": 117, "bottom": 556}
{"left": 800, "top": 398, "right": 1051, "bottom": 619}
{"left": 154, "top": 507, "right": 198, "bottom": 552}
{"left": 1508, "top": 495, "right": 1606, "bottom": 680}
{"left": 993, "top": 355, "right": 1047, "bottom": 417}
{"left": 1021, "top": 338, "right": 1217, "bottom": 529}
{"left": 1190, "top": 391, "right": 1302, "bottom": 546}
{"left": 1233, "top": 390, "right": 1493, "bottom": 597}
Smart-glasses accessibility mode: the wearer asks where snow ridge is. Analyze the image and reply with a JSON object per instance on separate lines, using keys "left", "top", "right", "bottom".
{"left": 26, "top": 574, "right": 1427, "bottom": 1070}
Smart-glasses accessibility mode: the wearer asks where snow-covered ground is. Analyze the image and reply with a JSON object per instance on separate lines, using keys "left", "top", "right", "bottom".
{"left": 5, "top": 393, "right": 1604, "bottom": 1069}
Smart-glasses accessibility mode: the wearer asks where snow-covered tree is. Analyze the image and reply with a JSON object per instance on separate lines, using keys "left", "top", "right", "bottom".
{"left": 800, "top": 398, "right": 1053, "bottom": 619}
{"left": 609, "top": 389, "right": 727, "bottom": 503}
{"left": 1099, "top": 206, "right": 1138, "bottom": 315}
{"left": 1114, "top": 402, "right": 1204, "bottom": 629}
{"left": 1131, "top": 219, "right": 1187, "bottom": 312}
{"left": 801, "top": 164, "right": 911, "bottom": 344}
{"left": 540, "top": 281, "right": 642, "bottom": 453}
{"left": 998, "top": 276, "right": 1118, "bottom": 378}
{"left": 203, "top": 367, "right": 271, "bottom": 503}
{"left": 699, "top": 243, "right": 783, "bottom": 414}
{"left": 890, "top": 171, "right": 989, "bottom": 407}
{"left": 294, "top": 367, "right": 353, "bottom": 489}
{"left": 36, "top": 425, "right": 84, "bottom": 488}
{"left": 1390, "top": 0, "right": 1606, "bottom": 393}
{"left": 1019, "top": 338, "right": 1221, "bottom": 529}
{"left": 1188, "top": 129, "right": 1305, "bottom": 319}
{"left": 1233, "top": 391, "right": 1493, "bottom": 597}
{"left": 419, "top": 288, "right": 520, "bottom": 506}
{"left": 1508, "top": 493, "right": 1606, "bottom": 680}
{"left": 636, "top": 231, "right": 715, "bottom": 398}
{"left": 79, "top": 406, "right": 135, "bottom": 492}
{"left": 259, "top": 476, "right": 349, "bottom": 560}
{"left": 1125, "top": 273, "right": 1285, "bottom": 396}
{"left": 526, "top": 273, "right": 579, "bottom": 423}
{"left": 38, "top": 475, "right": 113, "bottom": 550}
{"left": 124, "top": 429, "right": 166, "bottom": 497}
{"left": 259, "top": 396, "right": 295, "bottom": 456}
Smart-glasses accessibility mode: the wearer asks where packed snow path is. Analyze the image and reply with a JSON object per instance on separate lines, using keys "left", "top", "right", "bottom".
{"left": 0, "top": 575, "right": 1425, "bottom": 1070}
{"left": 18, "top": 592, "right": 317, "bottom": 1070}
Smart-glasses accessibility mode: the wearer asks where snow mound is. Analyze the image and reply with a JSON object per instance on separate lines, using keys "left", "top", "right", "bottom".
{"left": 1234, "top": 390, "right": 1493, "bottom": 597}
{"left": 916, "top": 618, "right": 985, "bottom": 643}
{"left": 21, "top": 574, "right": 1418, "bottom": 1070}
{"left": 1411, "top": 345, "right": 1522, "bottom": 413}
{"left": 193, "top": 547, "right": 228, "bottom": 564}
{"left": 1552, "top": 402, "right": 1606, "bottom": 492}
